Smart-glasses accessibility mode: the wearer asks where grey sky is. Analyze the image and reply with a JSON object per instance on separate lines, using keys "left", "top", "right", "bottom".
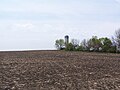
{"left": 0, "top": 0, "right": 120, "bottom": 51}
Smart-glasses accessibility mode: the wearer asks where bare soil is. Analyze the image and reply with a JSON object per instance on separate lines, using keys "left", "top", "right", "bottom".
{"left": 0, "top": 50, "right": 120, "bottom": 90}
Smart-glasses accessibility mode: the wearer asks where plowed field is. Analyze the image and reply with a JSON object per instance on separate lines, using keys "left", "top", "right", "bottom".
{"left": 0, "top": 50, "right": 120, "bottom": 90}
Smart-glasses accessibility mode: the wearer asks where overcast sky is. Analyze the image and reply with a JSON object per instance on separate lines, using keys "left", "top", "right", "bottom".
{"left": 0, "top": 0, "right": 120, "bottom": 51}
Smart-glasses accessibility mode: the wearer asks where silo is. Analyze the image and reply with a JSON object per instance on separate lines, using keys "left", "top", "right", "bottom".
{"left": 65, "top": 35, "right": 69, "bottom": 45}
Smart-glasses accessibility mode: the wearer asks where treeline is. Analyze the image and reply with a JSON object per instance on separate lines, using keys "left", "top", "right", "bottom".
{"left": 55, "top": 29, "right": 120, "bottom": 53}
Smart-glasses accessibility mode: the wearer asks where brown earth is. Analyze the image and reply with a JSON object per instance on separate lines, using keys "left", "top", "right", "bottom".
{"left": 0, "top": 50, "right": 120, "bottom": 90}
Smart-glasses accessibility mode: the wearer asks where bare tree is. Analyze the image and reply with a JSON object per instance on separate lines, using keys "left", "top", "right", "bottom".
{"left": 80, "top": 39, "right": 88, "bottom": 50}
{"left": 114, "top": 29, "right": 120, "bottom": 51}
{"left": 71, "top": 39, "right": 79, "bottom": 47}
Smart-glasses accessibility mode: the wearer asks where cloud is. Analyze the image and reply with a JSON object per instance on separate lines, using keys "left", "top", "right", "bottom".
{"left": 0, "top": 0, "right": 120, "bottom": 23}
{"left": 14, "top": 23, "right": 34, "bottom": 29}
{"left": 115, "top": 0, "right": 120, "bottom": 3}
{"left": 0, "top": 0, "right": 120, "bottom": 50}
{"left": 0, "top": 1, "right": 115, "bottom": 14}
